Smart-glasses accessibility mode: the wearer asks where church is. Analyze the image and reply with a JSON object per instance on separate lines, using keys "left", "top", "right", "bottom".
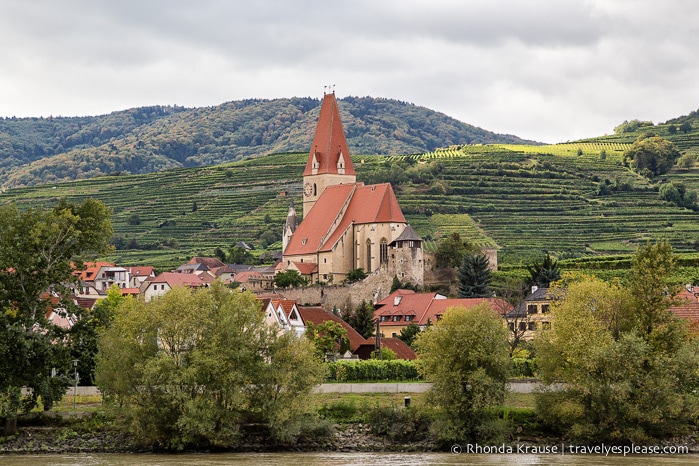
{"left": 281, "top": 92, "right": 424, "bottom": 286}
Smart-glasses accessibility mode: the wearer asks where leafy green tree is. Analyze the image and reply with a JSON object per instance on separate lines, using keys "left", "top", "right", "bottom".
{"left": 457, "top": 253, "right": 491, "bottom": 298}
{"left": 535, "top": 243, "right": 699, "bottom": 442}
{"left": 0, "top": 199, "right": 112, "bottom": 434}
{"left": 96, "top": 284, "right": 324, "bottom": 449}
{"left": 526, "top": 253, "right": 560, "bottom": 289}
{"left": 227, "top": 245, "right": 254, "bottom": 265}
{"left": 659, "top": 181, "right": 697, "bottom": 210}
{"left": 345, "top": 300, "right": 375, "bottom": 339}
{"left": 398, "top": 322, "right": 421, "bottom": 348}
{"left": 434, "top": 232, "right": 474, "bottom": 268}
{"left": 614, "top": 119, "right": 654, "bottom": 134}
{"left": 415, "top": 303, "right": 511, "bottom": 444}
{"left": 680, "top": 121, "right": 692, "bottom": 133}
{"left": 69, "top": 285, "right": 124, "bottom": 386}
{"left": 127, "top": 213, "right": 141, "bottom": 225}
{"left": 346, "top": 268, "right": 367, "bottom": 283}
{"left": 390, "top": 275, "right": 402, "bottom": 293}
{"left": 676, "top": 152, "right": 696, "bottom": 169}
{"left": 305, "top": 321, "right": 350, "bottom": 360}
{"left": 624, "top": 135, "right": 680, "bottom": 177}
{"left": 274, "top": 270, "right": 307, "bottom": 288}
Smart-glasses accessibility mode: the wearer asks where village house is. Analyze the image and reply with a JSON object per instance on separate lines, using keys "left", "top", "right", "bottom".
{"left": 373, "top": 289, "right": 511, "bottom": 337}
{"left": 506, "top": 287, "right": 554, "bottom": 340}
{"left": 280, "top": 92, "right": 424, "bottom": 286}
{"left": 141, "top": 271, "right": 212, "bottom": 302}
{"left": 669, "top": 285, "right": 699, "bottom": 334}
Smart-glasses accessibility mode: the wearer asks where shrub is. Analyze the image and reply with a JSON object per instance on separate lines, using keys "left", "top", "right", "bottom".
{"left": 325, "top": 360, "right": 421, "bottom": 382}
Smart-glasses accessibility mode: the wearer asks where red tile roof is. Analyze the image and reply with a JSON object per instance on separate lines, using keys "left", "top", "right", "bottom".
{"left": 235, "top": 270, "right": 263, "bottom": 283}
{"left": 293, "top": 261, "right": 318, "bottom": 275}
{"left": 423, "top": 298, "right": 504, "bottom": 325}
{"left": 298, "top": 306, "right": 366, "bottom": 352}
{"left": 303, "top": 93, "right": 355, "bottom": 177}
{"left": 669, "top": 289, "right": 699, "bottom": 333}
{"left": 151, "top": 272, "right": 207, "bottom": 287}
{"left": 128, "top": 266, "right": 155, "bottom": 277}
{"left": 120, "top": 288, "right": 141, "bottom": 296}
{"left": 75, "top": 261, "right": 114, "bottom": 281}
{"left": 356, "top": 337, "right": 417, "bottom": 360}
{"left": 186, "top": 257, "right": 227, "bottom": 269}
{"left": 374, "top": 289, "right": 508, "bottom": 327}
{"left": 284, "top": 183, "right": 406, "bottom": 256}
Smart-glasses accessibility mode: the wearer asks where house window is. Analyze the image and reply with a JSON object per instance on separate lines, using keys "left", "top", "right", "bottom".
{"left": 528, "top": 322, "right": 537, "bottom": 331}
{"left": 391, "top": 332, "right": 397, "bottom": 338}
{"left": 541, "top": 304, "right": 550, "bottom": 313}
{"left": 405, "top": 315, "right": 413, "bottom": 322}
{"left": 518, "top": 321, "right": 527, "bottom": 331}
{"left": 508, "top": 323, "right": 515, "bottom": 331}
{"left": 380, "top": 238, "right": 388, "bottom": 264}
{"left": 380, "top": 316, "right": 389, "bottom": 322}
{"left": 527, "top": 304, "right": 538, "bottom": 315}
{"left": 392, "top": 315, "right": 400, "bottom": 322}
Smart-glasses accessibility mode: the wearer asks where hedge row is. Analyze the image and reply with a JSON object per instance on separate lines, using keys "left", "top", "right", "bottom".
{"left": 325, "top": 360, "right": 422, "bottom": 382}
{"left": 324, "top": 358, "right": 539, "bottom": 382}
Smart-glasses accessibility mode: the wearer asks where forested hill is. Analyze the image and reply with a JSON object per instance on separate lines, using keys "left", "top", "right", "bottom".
{"left": 0, "top": 96, "right": 534, "bottom": 188}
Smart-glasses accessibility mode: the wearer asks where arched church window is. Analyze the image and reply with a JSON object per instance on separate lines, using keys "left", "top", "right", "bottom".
{"left": 366, "top": 239, "right": 372, "bottom": 271}
{"left": 380, "top": 238, "right": 388, "bottom": 264}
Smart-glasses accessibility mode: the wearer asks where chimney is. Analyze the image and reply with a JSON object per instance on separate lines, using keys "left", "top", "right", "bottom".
{"left": 531, "top": 286, "right": 538, "bottom": 294}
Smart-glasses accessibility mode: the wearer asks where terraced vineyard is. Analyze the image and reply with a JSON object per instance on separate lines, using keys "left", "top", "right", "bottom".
{"left": 3, "top": 144, "right": 699, "bottom": 271}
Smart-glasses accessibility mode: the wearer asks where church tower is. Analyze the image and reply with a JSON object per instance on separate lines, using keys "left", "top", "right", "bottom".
{"left": 302, "top": 92, "right": 356, "bottom": 217}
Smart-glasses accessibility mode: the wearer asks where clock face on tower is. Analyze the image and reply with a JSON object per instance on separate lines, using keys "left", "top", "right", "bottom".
{"left": 303, "top": 182, "right": 313, "bottom": 197}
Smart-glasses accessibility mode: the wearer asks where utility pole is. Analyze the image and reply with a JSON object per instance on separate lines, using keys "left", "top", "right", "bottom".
{"left": 72, "top": 359, "right": 79, "bottom": 410}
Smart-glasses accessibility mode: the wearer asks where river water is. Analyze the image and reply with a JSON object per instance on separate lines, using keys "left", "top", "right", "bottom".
{"left": 1, "top": 452, "right": 699, "bottom": 465}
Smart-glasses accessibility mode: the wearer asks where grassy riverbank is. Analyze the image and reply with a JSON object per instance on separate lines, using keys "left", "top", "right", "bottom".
{"left": 0, "top": 391, "right": 541, "bottom": 454}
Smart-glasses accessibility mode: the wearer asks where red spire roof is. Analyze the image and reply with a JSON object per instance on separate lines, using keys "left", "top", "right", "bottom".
{"left": 303, "top": 93, "right": 355, "bottom": 176}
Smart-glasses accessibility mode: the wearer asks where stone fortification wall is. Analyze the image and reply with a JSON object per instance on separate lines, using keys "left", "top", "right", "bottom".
{"left": 273, "top": 268, "right": 394, "bottom": 313}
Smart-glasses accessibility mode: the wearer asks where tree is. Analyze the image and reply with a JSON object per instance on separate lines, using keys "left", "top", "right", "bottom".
{"left": 676, "top": 152, "right": 697, "bottom": 170}
{"left": 624, "top": 135, "right": 680, "bottom": 177}
{"left": 434, "top": 232, "right": 474, "bottom": 268}
{"left": 345, "top": 300, "right": 375, "bottom": 339}
{"left": 526, "top": 253, "right": 561, "bottom": 289}
{"left": 415, "top": 303, "right": 511, "bottom": 444}
{"left": 457, "top": 253, "right": 491, "bottom": 298}
{"left": 492, "top": 278, "right": 530, "bottom": 356}
{"left": 69, "top": 284, "right": 124, "bottom": 386}
{"left": 680, "top": 121, "right": 692, "bottom": 133}
{"left": 398, "top": 322, "right": 421, "bottom": 348}
{"left": 228, "top": 245, "right": 254, "bottom": 265}
{"left": 535, "top": 244, "right": 699, "bottom": 442}
{"left": 274, "top": 270, "right": 307, "bottom": 288}
{"left": 659, "top": 181, "right": 697, "bottom": 210}
{"left": 95, "top": 284, "right": 324, "bottom": 449}
{"left": 305, "top": 321, "right": 350, "bottom": 360}
{"left": 0, "top": 199, "right": 112, "bottom": 434}
{"left": 346, "top": 268, "right": 367, "bottom": 283}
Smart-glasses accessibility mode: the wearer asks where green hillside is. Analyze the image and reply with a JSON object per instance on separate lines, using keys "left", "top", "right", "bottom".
{"left": 0, "top": 97, "right": 534, "bottom": 188}
{"left": 4, "top": 140, "right": 699, "bottom": 274}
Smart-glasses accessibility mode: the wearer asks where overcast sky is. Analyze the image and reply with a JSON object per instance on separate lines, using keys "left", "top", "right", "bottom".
{"left": 1, "top": 0, "right": 698, "bottom": 144}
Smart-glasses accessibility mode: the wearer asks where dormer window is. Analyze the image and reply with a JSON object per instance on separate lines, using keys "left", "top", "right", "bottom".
{"left": 392, "top": 315, "right": 400, "bottom": 322}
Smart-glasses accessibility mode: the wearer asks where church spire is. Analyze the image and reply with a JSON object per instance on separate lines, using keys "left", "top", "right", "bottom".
{"left": 303, "top": 93, "right": 356, "bottom": 177}
{"left": 302, "top": 92, "right": 357, "bottom": 217}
